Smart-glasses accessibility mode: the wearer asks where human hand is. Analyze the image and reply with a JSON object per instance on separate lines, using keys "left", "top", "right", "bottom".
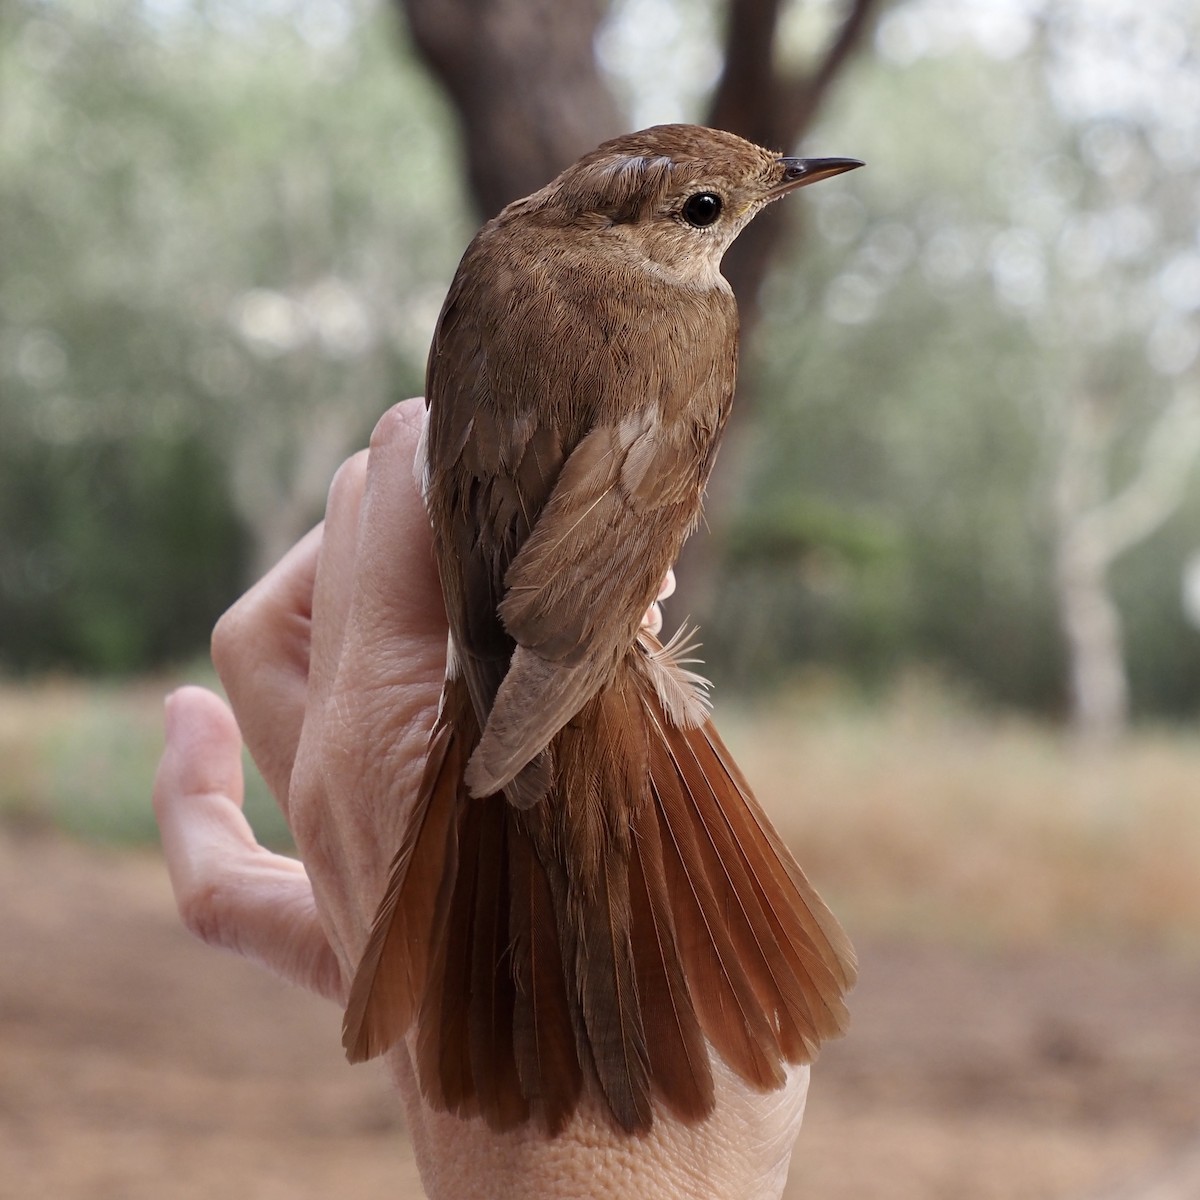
{"left": 641, "top": 568, "right": 676, "bottom": 637}
{"left": 152, "top": 398, "right": 810, "bottom": 1200}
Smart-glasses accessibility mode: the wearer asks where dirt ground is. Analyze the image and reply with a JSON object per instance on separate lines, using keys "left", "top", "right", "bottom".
{"left": 2, "top": 830, "right": 1197, "bottom": 1200}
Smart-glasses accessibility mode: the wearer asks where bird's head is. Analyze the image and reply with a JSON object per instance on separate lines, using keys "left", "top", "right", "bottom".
{"left": 530, "top": 124, "right": 862, "bottom": 288}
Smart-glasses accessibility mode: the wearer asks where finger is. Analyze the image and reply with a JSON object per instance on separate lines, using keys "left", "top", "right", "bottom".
{"left": 211, "top": 522, "right": 323, "bottom": 807}
{"left": 306, "top": 449, "right": 370, "bottom": 709}
{"left": 337, "top": 399, "right": 448, "bottom": 690}
{"left": 153, "top": 686, "right": 343, "bottom": 1002}
{"left": 640, "top": 570, "right": 675, "bottom": 635}
{"left": 641, "top": 601, "right": 664, "bottom": 636}
{"left": 356, "top": 399, "right": 446, "bottom": 646}
{"left": 290, "top": 400, "right": 448, "bottom": 883}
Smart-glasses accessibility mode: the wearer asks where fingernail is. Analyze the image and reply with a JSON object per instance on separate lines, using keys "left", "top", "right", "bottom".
{"left": 163, "top": 690, "right": 181, "bottom": 740}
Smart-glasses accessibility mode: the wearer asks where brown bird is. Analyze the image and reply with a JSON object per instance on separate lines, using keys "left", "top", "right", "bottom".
{"left": 342, "top": 124, "right": 861, "bottom": 1135}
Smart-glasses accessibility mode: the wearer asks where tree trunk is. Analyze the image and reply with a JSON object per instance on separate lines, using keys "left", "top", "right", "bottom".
{"left": 710, "top": 0, "right": 881, "bottom": 343}
{"left": 398, "top": 0, "right": 623, "bottom": 219}
{"left": 394, "top": 0, "right": 884, "bottom": 617}
{"left": 1054, "top": 529, "right": 1129, "bottom": 745}
{"left": 1051, "top": 385, "right": 1200, "bottom": 743}
{"left": 683, "top": 0, "right": 883, "bottom": 610}
{"left": 1051, "top": 392, "right": 1130, "bottom": 745}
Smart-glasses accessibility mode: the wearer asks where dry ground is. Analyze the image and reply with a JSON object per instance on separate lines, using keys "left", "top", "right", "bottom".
{"left": 2, "top": 831, "right": 1198, "bottom": 1200}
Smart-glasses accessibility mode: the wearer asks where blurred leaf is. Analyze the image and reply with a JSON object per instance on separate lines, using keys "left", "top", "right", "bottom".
{"left": 726, "top": 497, "right": 900, "bottom": 567}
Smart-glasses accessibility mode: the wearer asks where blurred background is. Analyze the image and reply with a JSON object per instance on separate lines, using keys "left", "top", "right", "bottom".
{"left": 2, "top": 0, "right": 1199, "bottom": 1196}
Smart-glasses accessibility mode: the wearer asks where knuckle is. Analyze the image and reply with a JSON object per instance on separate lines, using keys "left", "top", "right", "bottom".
{"left": 177, "top": 875, "right": 230, "bottom": 948}
{"left": 286, "top": 781, "right": 325, "bottom": 851}
{"left": 210, "top": 603, "right": 248, "bottom": 681}
{"left": 369, "top": 398, "right": 424, "bottom": 454}
{"left": 327, "top": 449, "right": 368, "bottom": 506}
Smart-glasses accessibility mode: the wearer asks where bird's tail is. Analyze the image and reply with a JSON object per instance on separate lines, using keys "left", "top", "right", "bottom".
{"left": 341, "top": 635, "right": 856, "bottom": 1134}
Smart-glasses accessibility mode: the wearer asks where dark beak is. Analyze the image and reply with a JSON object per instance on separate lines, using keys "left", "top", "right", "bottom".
{"left": 773, "top": 156, "right": 864, "bottom": 194}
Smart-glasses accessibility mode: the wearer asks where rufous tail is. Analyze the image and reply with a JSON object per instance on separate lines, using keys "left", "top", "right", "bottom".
{"left": 341, "top": 636, "right": 856, "bottom": 1134}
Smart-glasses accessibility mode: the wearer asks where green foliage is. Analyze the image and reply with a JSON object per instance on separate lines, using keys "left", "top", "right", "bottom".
{"left": 726, "top": 495, "right": 899, "bottom": 567}
{"left": 4, "top": 0, "right": 1199, "bottom": 718}
{"left": 0, "top": 671, "right": 291, "bottom": 847}
{"left": 707, "top": 23, "right": 1200, "bottom": 715}
{"left": 0, "top": 0, "right": 469, "bottom": 672}
{"left": 0, "top": 434, "right": 245, "bottom": 672}
{"left": 1117, "top": 507, "right": 1200, "bottom": 717}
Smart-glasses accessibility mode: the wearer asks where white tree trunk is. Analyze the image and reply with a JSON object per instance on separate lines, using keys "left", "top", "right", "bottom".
{"left": 1054, "top": 526, "right": 1129, "bottom": 744}
{"left": 1051, "top": 386, "right": 1200, "bottom": 744}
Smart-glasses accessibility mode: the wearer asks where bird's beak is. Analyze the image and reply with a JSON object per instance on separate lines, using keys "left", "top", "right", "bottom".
{"left": 771, "top": 156, "right": 863, "bottom": 196}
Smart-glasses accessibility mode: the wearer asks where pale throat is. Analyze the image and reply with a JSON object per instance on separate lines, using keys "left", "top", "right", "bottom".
{"left": 603, "top": 221, "right": 733, "bottom": 293}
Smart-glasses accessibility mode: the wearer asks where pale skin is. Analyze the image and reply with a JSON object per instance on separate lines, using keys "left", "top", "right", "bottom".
{"left": 152, "top": 397, "right": 809, "bottom": 1200}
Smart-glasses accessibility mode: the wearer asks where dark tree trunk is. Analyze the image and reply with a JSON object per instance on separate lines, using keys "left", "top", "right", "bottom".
{"left": 398, "top": 0, "right": 624, "bottom": 219}
{"left": 688, "top": 0, "right": 884, "bottom": 609}
{"left": 710, "top": 0, "right": 882, "bottom": 343}
{"left": 394, "top": 0, "right": 884, "bottom": 611}
{"left": 397, "top": 0, "right": 881, "bottom": 300}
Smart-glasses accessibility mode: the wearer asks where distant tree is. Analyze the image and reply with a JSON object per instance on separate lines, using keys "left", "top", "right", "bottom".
{"left": 1053, "top": 388, "right": 1200, "bottom": 743}
{"left": 393, "top": 0, "right": 885, "bottom": 604}
{"left": 695, "top": 0, "right": 1200, "bottom": 716}
{"left": 0, "top": 3, "right": 465, "bottom": 666}
{"left": 389, "top": 0, "right": 1200, "bottom": 724}
{"left": 1027, "top": 5, "right": 1200, "bottom": 739}
{"left": 396, "top": 0, "right": 883, "bottom": 339}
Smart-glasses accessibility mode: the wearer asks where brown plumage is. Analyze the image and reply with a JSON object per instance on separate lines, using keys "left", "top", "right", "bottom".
{"left": 341, "top": 124, "right": 862, "bottom": 1133}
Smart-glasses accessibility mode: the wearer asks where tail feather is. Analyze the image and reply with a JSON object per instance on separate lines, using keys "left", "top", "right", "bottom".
{"left": 467, "top": 799, "right": 528, "bottom": 1129}
{"left": 665, "top": 716, "right": 852, "bottom": 1057}
{"left": 342, "top": 642, "right": 855, "bottom": 1133}
{"left": 509, "top": 821, "right": 583, "bottom": 1133}
{"left": 549, "top": 690, "right": 653, "bottom": 1133}
{"left": 581, "top": 848, "right": 653, "bottom": 1132}
{"left": 691, "top": 724, "right": 859, "bottom": 998}
{"left": 341, "top": 717, "right": 461, "bottom": 1064}
{"left": 627, "top": 788, "right": 715, "bottom": 1120}
{"left": 693, "top": 721, "right": 857, "bottom": 996}
{"left": 416, "top": 795, "right": 479, "bottom": 1117}
{"left": 646, "top": 725, "right": 789, "bottom": 1092}
{"left": 657, "top": 717, "right": 806, "bottom": 1050}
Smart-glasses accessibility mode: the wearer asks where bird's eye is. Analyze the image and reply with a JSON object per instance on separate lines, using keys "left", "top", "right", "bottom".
{"left": 681, "top": 192, "right": 723, "bottom": 228}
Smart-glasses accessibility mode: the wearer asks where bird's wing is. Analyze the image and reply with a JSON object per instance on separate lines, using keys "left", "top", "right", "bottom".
{"left": 463, "top": 383, "right": 733, "bottom": 801}
{"left": 500, "top": 406, "right": 704, "bottom": 662}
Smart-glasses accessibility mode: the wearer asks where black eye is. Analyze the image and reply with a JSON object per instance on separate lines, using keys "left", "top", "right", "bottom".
{"left": 681, "top": 192, "right": 722, "bottom": 227}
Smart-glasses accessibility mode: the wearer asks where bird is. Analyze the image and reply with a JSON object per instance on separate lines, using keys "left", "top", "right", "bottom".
{"left": 342, "top": 123, "right": 861, "bottom": 1135}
